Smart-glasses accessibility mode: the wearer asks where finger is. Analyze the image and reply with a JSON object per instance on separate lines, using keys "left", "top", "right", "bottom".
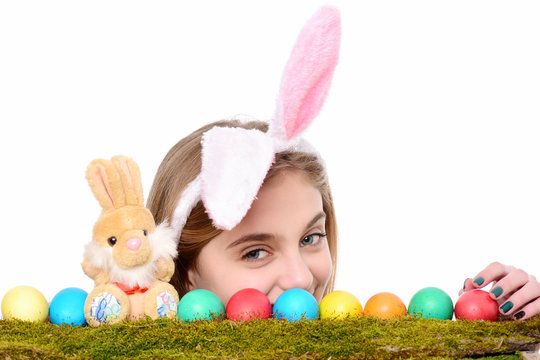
{"left": 459, "top": 278, "right": 475, "bottom": 296}
{"left": 498, "top": 280, "right": 540, "bottom": 317}
{"left": 471, "top": 262, "right": 516, "bottom": 289}
{"left": 513, "top": 297, "right": 540, "bottom": 320}
{"left": 488, "top": 268, "right": 531, "bottom": 301}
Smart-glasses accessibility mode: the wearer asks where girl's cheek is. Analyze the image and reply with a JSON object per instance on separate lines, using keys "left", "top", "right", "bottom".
{"left": 313, "top": 247, "right": 333, "bottom": 291}
{"left": 224, "top": 266, "right": 276, "bottom": 303}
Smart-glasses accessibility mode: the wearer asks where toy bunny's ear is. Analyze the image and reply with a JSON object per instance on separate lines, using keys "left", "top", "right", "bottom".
{"left": 270, "top": 6, "right": 341, "bottom": 142}
{"left": 112, "top": 155, "right": 144, "bottom": 207}
{"left": 86, "top": 159, "right": 126, "bottom": 210}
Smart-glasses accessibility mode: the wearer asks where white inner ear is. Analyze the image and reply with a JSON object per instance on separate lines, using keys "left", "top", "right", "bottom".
{"left": 200, "top": 127, "right": 275, "bottom": 230}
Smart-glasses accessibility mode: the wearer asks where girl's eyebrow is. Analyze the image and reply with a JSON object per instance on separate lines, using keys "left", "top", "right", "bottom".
{"left": 227, "top": 212, "right": 326, "bottom": 249}
{"left": 227, "top": 233, "right": 275, "bottom": 249}
{"left": 307, "top": 212, "right": 326, "bottom": 230}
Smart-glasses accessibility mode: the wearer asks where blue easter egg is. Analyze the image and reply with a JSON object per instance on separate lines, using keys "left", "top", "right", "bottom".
{"left": 49, "top": 287, "right": 88, "bottom": 327}
{"left": 273, "top": 288, "right": 319, "bottom": 321}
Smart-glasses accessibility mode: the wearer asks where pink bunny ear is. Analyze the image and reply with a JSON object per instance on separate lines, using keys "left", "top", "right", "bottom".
{"left": 271, "top": 6, "right": 341, "bottom": 141}
{"left": 170, "top": 7, "right": 340, "bottom": 238}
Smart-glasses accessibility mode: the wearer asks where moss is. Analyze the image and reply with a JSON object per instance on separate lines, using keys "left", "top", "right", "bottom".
{"left": 0, "top": 315, "right": 538, "bottom": 359}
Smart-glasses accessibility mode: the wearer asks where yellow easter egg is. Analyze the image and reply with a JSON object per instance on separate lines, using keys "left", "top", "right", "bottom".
{"left": 1, "top": 286, "right": 49, "bottom": 322}
{"left": 319, "top": 290, "right": 363, "bottom": 319}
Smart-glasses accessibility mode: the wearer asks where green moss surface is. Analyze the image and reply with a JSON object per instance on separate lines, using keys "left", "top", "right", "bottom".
{"left": 0, "top": 315, "right": 538, "bottom": 359}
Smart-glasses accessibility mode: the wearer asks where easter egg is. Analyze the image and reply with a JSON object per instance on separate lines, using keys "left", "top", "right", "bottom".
{"left": 273, "top": 288, "right": 319, "bottom": 322}
{"left": 454, "top": 289, "right": 499, "bottom": 321}
{"left": 1, "top": 286, "right": 49, "bottom": 322}
{"left": 49, "top": 287, "right": 88, "bottom": 326}
{"left": 364, "top": 292, "right": 407, "bottom": 319}
{"left": 408, "top": 287, "right": 454, "bottom": 320}
{"left": 177, "top": 289, "right": 225, "bottom": 322}
{"left": 319, "top": 290, "right": 363, "bottom": 319}
{"left": 226, "top": 288, "right": 272, "bottom": 321}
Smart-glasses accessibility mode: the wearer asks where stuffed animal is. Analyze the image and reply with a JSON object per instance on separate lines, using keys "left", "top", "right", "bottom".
{"left": 82, "top": 155, "right": 179, "bottom": 327}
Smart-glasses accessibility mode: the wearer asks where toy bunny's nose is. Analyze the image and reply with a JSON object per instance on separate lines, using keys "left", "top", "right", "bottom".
{"left": 126, "top": 237, "right": 142, "bottom": 251}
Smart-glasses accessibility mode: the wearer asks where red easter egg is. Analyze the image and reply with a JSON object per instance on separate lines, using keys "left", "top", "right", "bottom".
{"left": 226, "top": 288, "right": 272, "bottom": 321}
{"left": 455, "top": 289, "right": 499, "bottom": 321}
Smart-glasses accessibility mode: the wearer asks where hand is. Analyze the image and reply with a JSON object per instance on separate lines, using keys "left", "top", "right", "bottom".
{"left": 460, "top": 262, "right": 540, "bottom": 320}
{"left": 155, "top": 257, "right": 175, "bottom": 282}
{"left": 81, "top": 259, "right": 109, "bottom": 286}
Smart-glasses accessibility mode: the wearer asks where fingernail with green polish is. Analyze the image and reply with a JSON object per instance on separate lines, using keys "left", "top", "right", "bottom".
{"left": 473, "top": 277, "right": 485, "bottom": 286}
{"left": 500, "top": 301, "right": 513, "bottom": 314}
{"left": 491, "top": 286, "right": 503, "bottom": 298}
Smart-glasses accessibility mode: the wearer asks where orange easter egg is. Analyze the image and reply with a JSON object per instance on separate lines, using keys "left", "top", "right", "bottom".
{"left": 363, "top": 292, "right": 407, "bottom": 319}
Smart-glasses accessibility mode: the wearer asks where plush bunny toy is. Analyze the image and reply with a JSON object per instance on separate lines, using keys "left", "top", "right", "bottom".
{"left": 82, "top": 155, "right": 179, "bottom": 327}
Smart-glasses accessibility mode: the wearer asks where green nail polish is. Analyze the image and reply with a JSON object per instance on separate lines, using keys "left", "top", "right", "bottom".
{"left": 491, "top": 286, "right": 503, "bottom": 298}
{"left": 500, "top": 301, "right": 513, "bottom": 313}
{"left": 473, "top": 277, "right": 484, "bottom": 286}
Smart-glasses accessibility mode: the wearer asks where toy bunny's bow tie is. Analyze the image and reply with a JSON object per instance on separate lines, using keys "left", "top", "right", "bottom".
{"left": 171, "top": 6, "right": 341, "bottom": 236}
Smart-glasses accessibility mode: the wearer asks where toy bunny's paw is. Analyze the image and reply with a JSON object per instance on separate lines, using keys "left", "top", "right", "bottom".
{"left": 144, "top": 282, "right": 180, "bottom": 320}
{"left": 84, "top": 285, "right": 130, "bottom": 327}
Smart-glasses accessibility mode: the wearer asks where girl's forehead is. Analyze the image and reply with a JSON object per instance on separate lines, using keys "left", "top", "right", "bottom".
{"left": 256, "top": 171, "right": 322, "bottom": 209}
{"left": 213, "top": 173, "right": 324, "bottom": 243}
{"left": 263, "top": 168, "right": 318, "bottom": 192}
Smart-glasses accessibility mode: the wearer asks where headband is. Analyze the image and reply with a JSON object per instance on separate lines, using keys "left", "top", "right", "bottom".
{"left": 171, "top": 6, "right": 341, "bottom": 237}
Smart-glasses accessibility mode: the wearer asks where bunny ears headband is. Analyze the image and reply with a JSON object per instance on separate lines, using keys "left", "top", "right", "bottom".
{"left": 171, "top": 6, "right": 341, "bottom": 237}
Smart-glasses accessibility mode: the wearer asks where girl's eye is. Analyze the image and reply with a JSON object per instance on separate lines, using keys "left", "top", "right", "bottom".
{"left": 243, "top": 248, "right": 269, "bottom": 261}
{"left": 301, "top": 232, "right": 327, "bottom": 247}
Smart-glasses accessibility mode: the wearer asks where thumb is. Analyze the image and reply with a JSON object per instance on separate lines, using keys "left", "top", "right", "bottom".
{"left": 459, "top": 278, "right": 475, "bottom": 296}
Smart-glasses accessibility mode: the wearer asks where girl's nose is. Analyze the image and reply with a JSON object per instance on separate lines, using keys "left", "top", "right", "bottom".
{"left": 277, "top": 252, "right": 314, "bottom": 291}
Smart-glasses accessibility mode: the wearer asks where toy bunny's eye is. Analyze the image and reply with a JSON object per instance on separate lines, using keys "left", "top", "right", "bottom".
{"left": 143, "top": 230, "right": 148, "bottom": 236}
{"left": 107, "top": 237, "right": 117, "bottom": 246}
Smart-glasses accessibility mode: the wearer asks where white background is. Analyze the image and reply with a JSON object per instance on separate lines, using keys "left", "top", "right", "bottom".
{"left": 1, "top": 1, "right": 539, "bottom": 316}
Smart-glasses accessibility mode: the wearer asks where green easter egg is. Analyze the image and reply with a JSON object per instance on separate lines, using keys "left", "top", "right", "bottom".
{"left": 408, "top": 287, "right": 454, "bottom": 320}
{"left": 177, "top": 289, "right": 225, "bottom": 322}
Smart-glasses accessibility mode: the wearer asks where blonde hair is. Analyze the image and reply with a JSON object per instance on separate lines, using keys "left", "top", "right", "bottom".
{"left": 147, "top": 120, "right": 338, "bottom": 299}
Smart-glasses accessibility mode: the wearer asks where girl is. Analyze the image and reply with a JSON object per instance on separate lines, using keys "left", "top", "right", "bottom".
{"left": 148, "top": 120, "right": 337, "bottom": 306}
{"left": 147, "top": 6, "right": 539, "bottom": 320}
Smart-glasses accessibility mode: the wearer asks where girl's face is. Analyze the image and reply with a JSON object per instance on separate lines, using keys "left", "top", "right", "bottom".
{"left": 187, "top": 170, "right": 333, "bottom": 306}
